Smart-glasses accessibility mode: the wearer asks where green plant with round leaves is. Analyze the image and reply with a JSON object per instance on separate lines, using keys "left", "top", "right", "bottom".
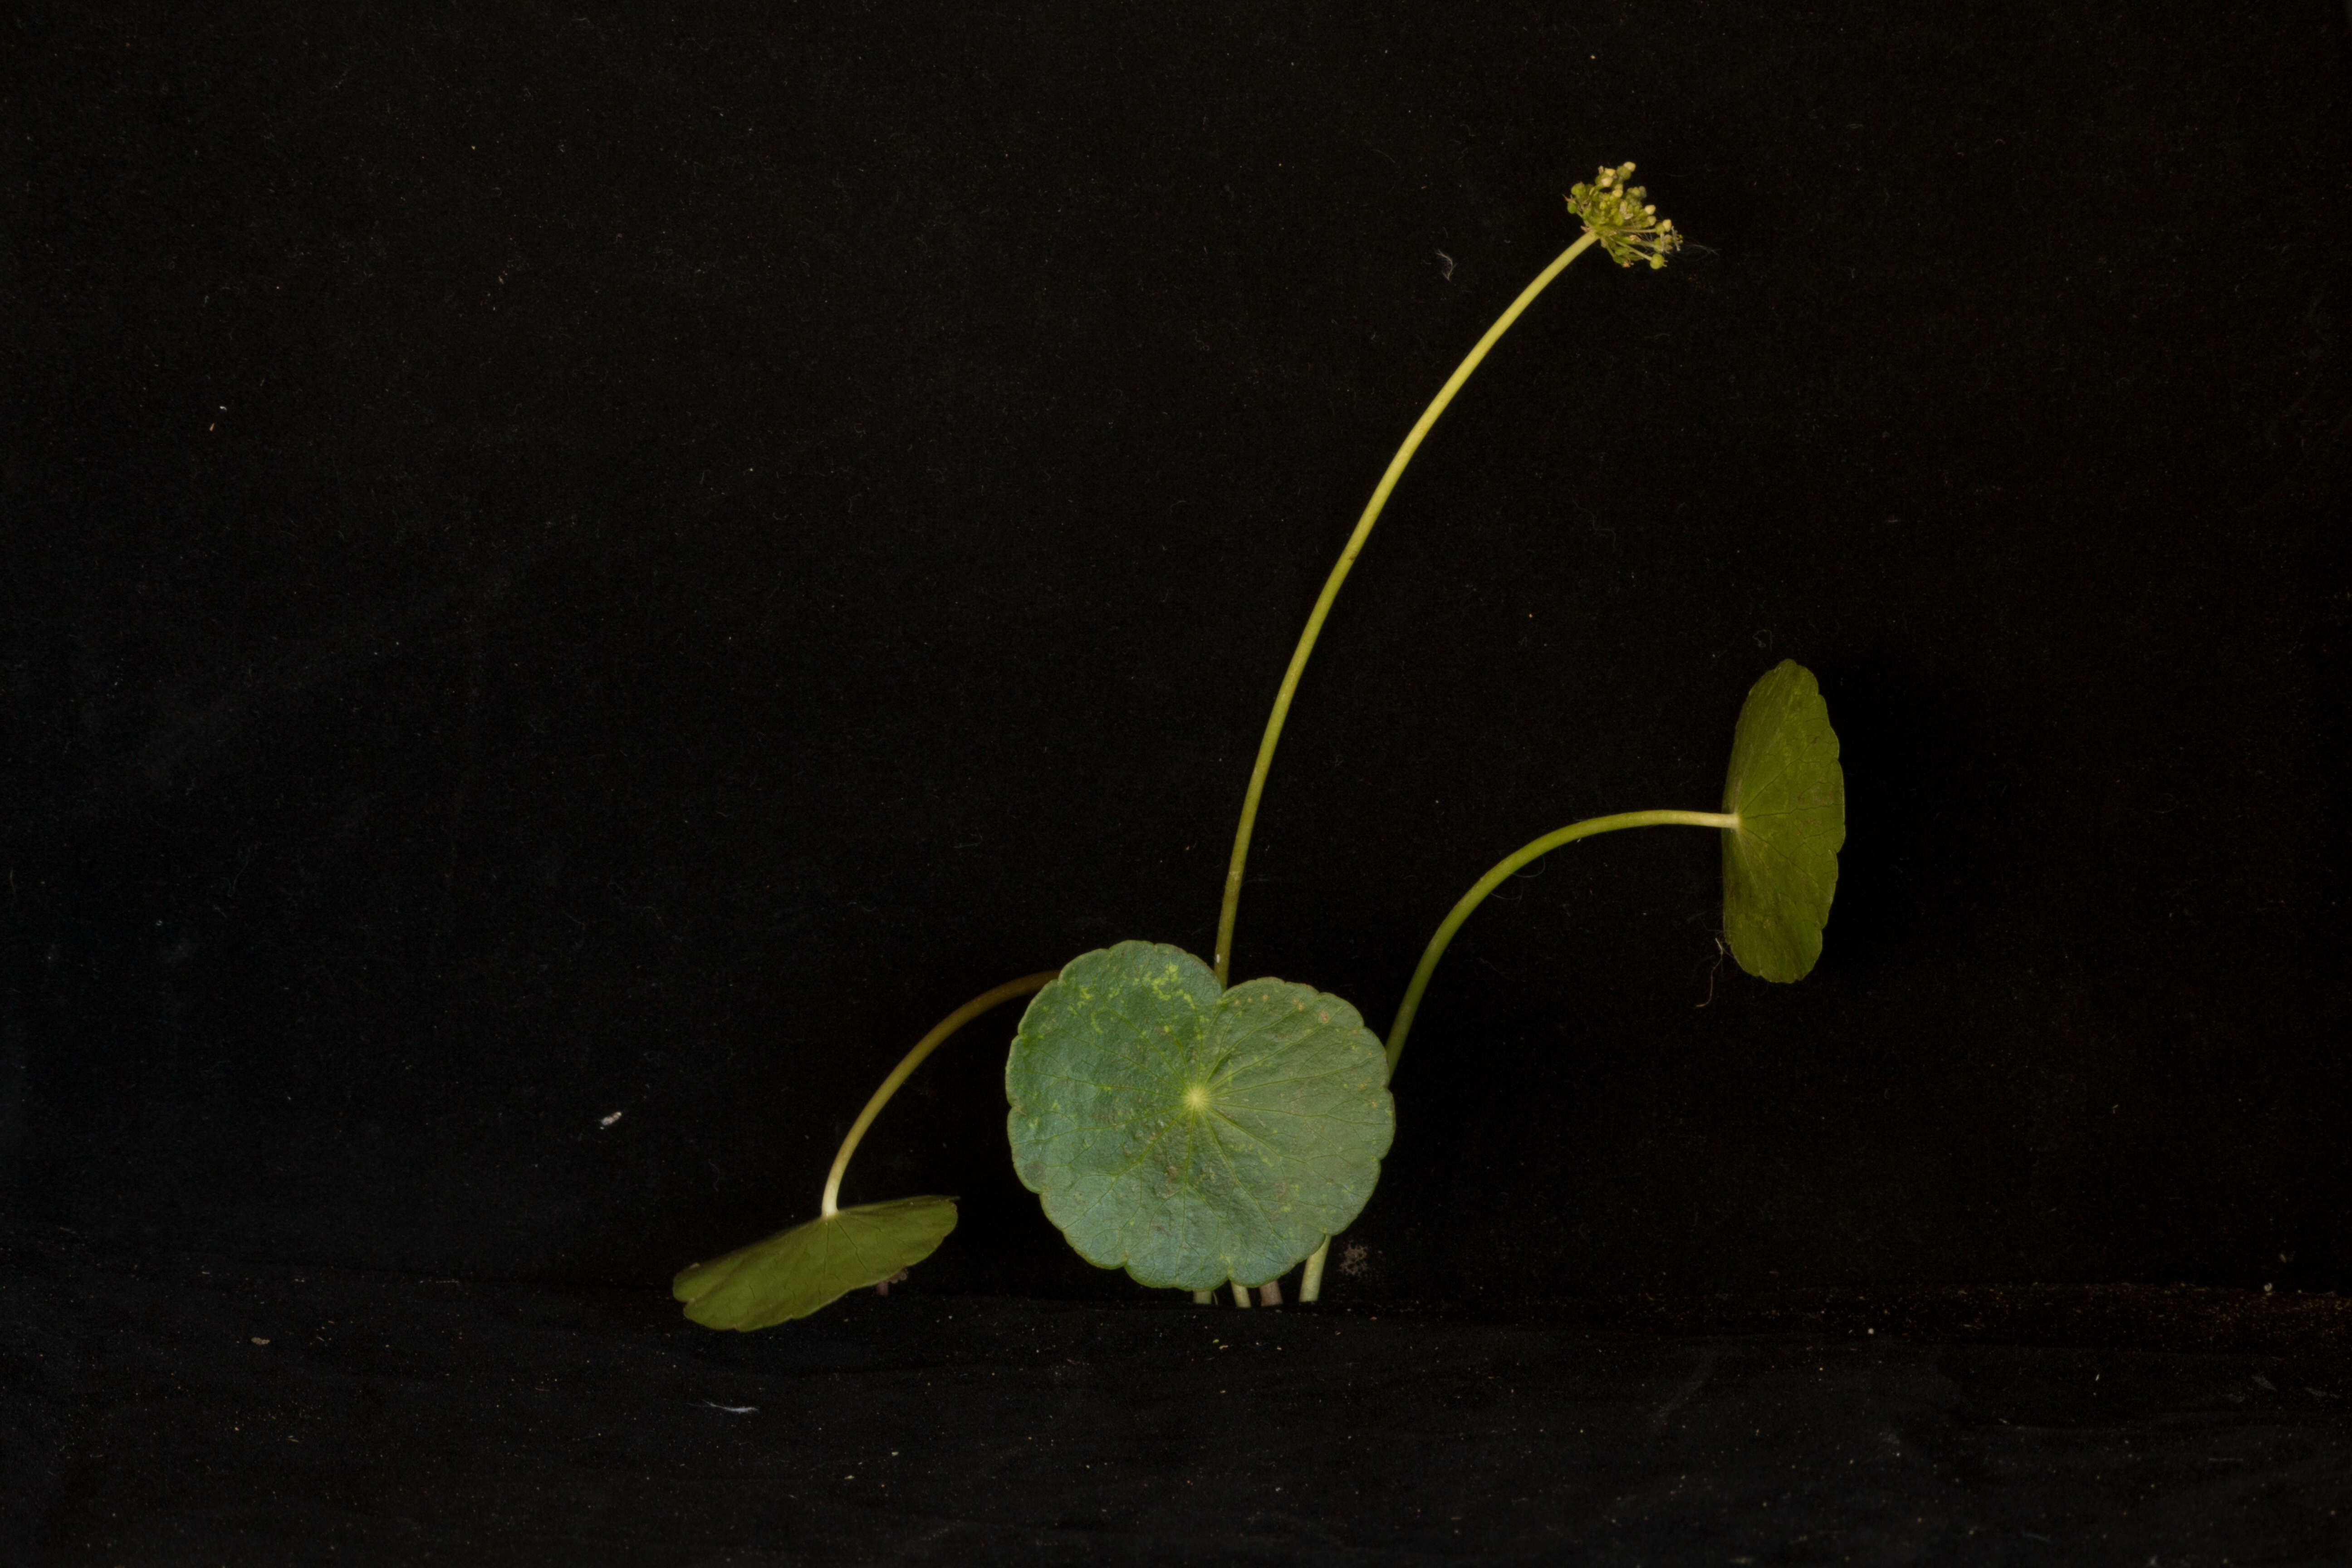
{"left": 676, "top": 162, "right": 1844, "bottom": 1325}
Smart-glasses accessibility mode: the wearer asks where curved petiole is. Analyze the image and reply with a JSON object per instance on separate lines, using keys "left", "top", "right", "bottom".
{"left": 1384, "top": 809, "right": 1737, "bottom": 1076}
{"left": 822, "top": 970, "right": 1060, "bottom": 1216}
{"left": 1295, "top": 806, "right": 1736, "bottom": 1300}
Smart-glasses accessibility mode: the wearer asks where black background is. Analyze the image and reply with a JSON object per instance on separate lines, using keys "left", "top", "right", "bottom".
{"left": 6, "top": 0, "right": 2348, "bottom": 1314}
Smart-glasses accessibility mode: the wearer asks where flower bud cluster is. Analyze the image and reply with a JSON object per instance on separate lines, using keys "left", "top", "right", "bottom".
{"left": 1565, "top": 162, "right": 1683, "bottom": 270}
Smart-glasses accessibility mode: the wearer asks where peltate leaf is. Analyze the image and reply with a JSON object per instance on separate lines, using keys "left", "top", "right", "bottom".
{"left": 672, "top": 1195, "right": 957, "bottom": 1331}
{"left": 1005, "top": 941, "right": 1393, "bottom": 1291}
{"left": 1720, "top": 659, "right": 1846, "bottom": 982}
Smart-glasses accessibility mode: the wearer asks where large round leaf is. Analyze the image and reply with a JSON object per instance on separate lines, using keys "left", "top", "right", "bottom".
{"left": 1720, "top": 660, "right": 1846, "bottom": 981}
{"left": 1005, "top": 941, "right": 1393, "bottom": 1291}
{"left": 672, "top": 1195, "right": 957, "bottom": 1331}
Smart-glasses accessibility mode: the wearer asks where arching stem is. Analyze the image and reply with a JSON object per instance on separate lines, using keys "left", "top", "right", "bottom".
{"left": 1211, "top": 231, "right": 1602, "bottom": 986}
{"left": 1385, "top": 809, "right": 1736, "bottom": 1074}
{"left": 821, "top": 971, "right": 1059, "bottom": 1217}
{"left": 1294, "top": 807, "right": 1738, "bottom": 1300}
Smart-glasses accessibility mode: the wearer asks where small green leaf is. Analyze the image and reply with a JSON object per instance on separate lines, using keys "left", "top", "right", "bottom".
{"left": 1005, "top": 941, "right": 1393, "bottom": 1291}
{"left": 1720, "top": 660, "right": 1846, "bottom": 982}
{"left": 672, "top": 1195, "right": 957, "bottom": 1331}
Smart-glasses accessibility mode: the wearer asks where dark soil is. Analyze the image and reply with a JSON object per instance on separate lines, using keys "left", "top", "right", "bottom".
{"left": 7, "top": 1236, "right": 2347, "bottom": 1564}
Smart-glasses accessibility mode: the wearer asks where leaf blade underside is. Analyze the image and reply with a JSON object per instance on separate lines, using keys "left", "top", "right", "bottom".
{"left": 672, "top": 1195, "right": 958, "bottom": 1331}
{"left": 1720, "top": 659, "right": 1846, "bottom": 982}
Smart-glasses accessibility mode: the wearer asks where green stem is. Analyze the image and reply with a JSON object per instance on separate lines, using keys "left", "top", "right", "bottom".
{"left": 1300, "top": 1240, "right": 1329, "bottom": 1302}
{"left": 1384, "top": 810, "right": 1738, "bottom": 1076}
{"left": 1298, "top": 807, "right": 1735, "bottom": 1303}
{"left": 1211, "top": 230, "right": 1603, "bottom": 985}
{"left": 820, "top": 971, "right": 1059, "bottom": 1217}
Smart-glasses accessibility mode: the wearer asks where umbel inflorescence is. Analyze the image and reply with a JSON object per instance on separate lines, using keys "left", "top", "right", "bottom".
{"left": 1567, "top": 162, "right": 1682, "bottom": 270}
